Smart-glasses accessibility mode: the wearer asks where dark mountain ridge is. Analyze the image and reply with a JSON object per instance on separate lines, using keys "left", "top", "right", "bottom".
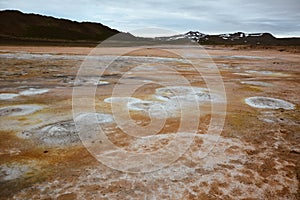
{"left": 0, "top": 10, "right": 299, "bottom": 46}
{"left": 0, "top": 10, "right": 119, "bottom": 45}
{"left": 157, "top": 31, "right": 300, "bottom": 46}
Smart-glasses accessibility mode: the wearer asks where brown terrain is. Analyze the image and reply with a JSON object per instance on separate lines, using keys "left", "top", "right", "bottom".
{"left": 0, "top": 44, "right": 299, "bottom": 199}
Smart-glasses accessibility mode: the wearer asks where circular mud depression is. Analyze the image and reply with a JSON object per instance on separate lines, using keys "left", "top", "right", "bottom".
{"left": 155, "top": 86, "right": 213, "bottom": 102}
{"left": 0, "top": 105, "right": 42, "bottom": 116}
{"left": 20, "top": 121, "right": 79, "bottom": 146}
{"left": 245, "top": 96, "right": 295, "bottom": 110}
{"left": 20, "top": 113, "right": 115, "bottom": 146}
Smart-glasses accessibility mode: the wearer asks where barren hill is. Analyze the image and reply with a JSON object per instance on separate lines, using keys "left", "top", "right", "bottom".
{"left": 0, "top": 10, "right": 119, "bottom": 45}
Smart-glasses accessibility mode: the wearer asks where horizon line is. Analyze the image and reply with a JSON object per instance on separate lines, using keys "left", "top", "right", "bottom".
{"left": 1, "top": 9, "right": 299, "bottom": 39}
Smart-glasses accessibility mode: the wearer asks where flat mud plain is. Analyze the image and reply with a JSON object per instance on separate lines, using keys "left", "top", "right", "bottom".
{"left": 0, "top": 45, "right": 299, "bottom": 199}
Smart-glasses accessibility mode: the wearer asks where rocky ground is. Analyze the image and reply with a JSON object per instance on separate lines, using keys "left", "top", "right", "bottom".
{"left": 0, "top": 45, "right": 299, "bottom": 199}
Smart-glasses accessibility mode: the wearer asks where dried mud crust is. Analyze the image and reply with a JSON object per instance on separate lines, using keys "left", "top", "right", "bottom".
{"left": 11, "top": 134, "right": 299, "bottom": 200}
{"left": 0, "top": 46, "right": 299, "bottom": 199}
{"left": 103, "top": 86, "right": 222, "bottom": 119}
{"left": 19, "top": 120, "right": 80, "bottom": 146}
{"left": 245, "top": 96, "right": 295, "bottom": 110}
{"left": 19, "top": 113, "right": 115, "bottom": 147}
{"left": 0, "top": 105, "right": 42, "bottom": 117}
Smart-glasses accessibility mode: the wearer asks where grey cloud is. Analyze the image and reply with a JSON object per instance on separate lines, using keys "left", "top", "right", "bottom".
{"left": 0, "top": 0, "right": 299, "bottom": 37}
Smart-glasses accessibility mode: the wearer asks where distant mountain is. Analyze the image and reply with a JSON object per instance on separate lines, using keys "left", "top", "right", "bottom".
{"left": 0, "top": 10, "right": 120, "bottom": 45}
{"left": 157, "top": 31, "right": 207, "bottom": 42}
{"left": 157, "top": 31, "right": 300, "bottom": 46}
{"left": 0, "top": 10, "right": 299, "bottom": 46}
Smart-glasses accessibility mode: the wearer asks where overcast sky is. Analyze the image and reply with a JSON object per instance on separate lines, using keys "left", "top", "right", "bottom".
{"left": 1, "top": 0, "right": 299, "bottom": 37}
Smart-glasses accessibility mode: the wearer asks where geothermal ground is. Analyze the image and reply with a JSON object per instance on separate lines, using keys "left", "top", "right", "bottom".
{"left": 0, "top": 45, "right": 299, "bottom": 199}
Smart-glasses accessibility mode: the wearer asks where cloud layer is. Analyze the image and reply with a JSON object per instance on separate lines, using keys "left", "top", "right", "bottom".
{"left": 1, "top": 0, "right": 299, "bottom": 37}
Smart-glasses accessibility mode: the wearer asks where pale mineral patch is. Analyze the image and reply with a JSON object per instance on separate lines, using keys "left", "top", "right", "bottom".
{"left": 257, "top": 111, "right": 299, "bottom": 125}
{"left": 245, "top": 70, "right": 289, "bottom": 77}
{"left": 155, "top": 86, "right": 219, "bottom": 103}
{"left": 20, "top": 88, "right": 49, "bottom": 96}
{"left": 97, "top": 80, "right": 110, "bottom": 85}
{"left": 75, "top": 113, "right": 114, "bottom": 124}
{"left": 20, "top": 113, "right": 115, "bottom": 146}
{"left": 241, "top": 81, "right": 273, "bottom": 87}
{"left": 0, "top": 163, "right": 32, "bottom": 181}
{"left": 233, "top": 72, "right": 250, "bottom": 76}
{"left": 104, "top": 97, "right": 141, "bottom": 104}
{"left": 19, "top": 121, "right": 79, "bottom": 146}
{"left": 0, "top": 105, "right": 42, "bottom": 116}
{"left": 245, "top": 96, "right": 295, "bottom": 110}
{"left": 105, "top": 97, "right": 179, "bottom": 118}
{"left": 0, "top": 93, "right": 19, "bottom": 100}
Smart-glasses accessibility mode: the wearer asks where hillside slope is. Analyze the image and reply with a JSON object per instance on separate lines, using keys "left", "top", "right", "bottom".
{"left": 0, "top": 10, "right": 119, "bottom": 45}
